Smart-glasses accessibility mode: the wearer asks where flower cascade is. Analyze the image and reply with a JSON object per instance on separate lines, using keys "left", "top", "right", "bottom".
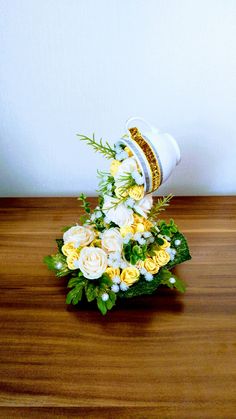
{"left": 44, "top": 134, "right": 191, "bottom": 314}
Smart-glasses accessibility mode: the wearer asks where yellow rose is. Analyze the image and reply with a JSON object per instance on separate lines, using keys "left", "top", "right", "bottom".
{"left": 120, "top": 225, "right": 135, "bottom": 237}
{"left": 110, "top": 160, "right": 121, "bottom": 176}
{"left": 161, "top": 239, "right": 170, "bottom": 249}
{"left": 124, "top": 146, "right": 133, "bottom": 157}
{"left": 134, "top": 222, "right": 145, "bottom": 233}
{"left": 143, "top": 219, "right": 154, "bottom": 231}
{"left": 120, "top": 267, "right": 140, "bottom": 286}
{"left": 106, "top": 267, "right": 120, "bottom": 278}
{"left": 133, "top": 214, "right": 145, "bottom": 224}
{"left": 66, "top": 252, "right": 80, "bottom": 270}
{"left": 90, "top": 239, "right": 102, "bottom": 247}
{"left": 128, "top": 185, "right": 144, "bottom": 201}
{"left": 140, "top": 258, "right": 160, "bottom": 274}
{"left": 153, "top": 249, "right": 170, "bottom": 267}
{"left": 114, "top": 186, "right": 129, "bottom": 199}
{"left": 62, "top": 242, "right": 77, "bottom": 256}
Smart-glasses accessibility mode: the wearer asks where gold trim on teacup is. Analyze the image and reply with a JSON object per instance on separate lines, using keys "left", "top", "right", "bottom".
{"left": 128, "top": 127, "right": 162, "bottom": 191}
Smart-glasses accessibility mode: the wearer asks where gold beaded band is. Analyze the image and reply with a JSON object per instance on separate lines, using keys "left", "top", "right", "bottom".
{"left": 128, "top": 127, "right": 162, "bottom": 191}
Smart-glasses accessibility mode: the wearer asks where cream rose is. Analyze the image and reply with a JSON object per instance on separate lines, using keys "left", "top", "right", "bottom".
{"left": 78, "top": 247, "right": 107, "bottom": 279}
{"left": 101, "top": 228, "right": 123, "bottom": 253}
{"left": 102, "top": 196, "right": 134, "bottom": 227}
{"left": 134, "top": 194, "right": 153, "bottom": 218}
{"left": 63, "top": 225, "right": 95, "bottom": 248}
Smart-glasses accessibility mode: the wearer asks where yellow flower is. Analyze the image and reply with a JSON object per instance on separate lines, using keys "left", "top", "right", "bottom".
{"left": 140, "top": 258, "right": 160, "bottom": 274}
{"left": 153, "top": 249, "right": 170, "bottom": 267}
{"left": 120, "top": 225, "right": 135, "bottom": 237}
{"left": 114, "top": 186, "right": 129, "bottom": 199}
{"left": 143, "top": 219, "right": 154, "bottom": 231}
{"left": 135, "top": 222, "right": 145, "bottom": 233}
{"left": 66, "top": 252, "right": 80, "bottom": 270}
{"left": 133, "top": 214, "right": 145, "bottom": 224}
{"left": 124, "top": 146, "right": 133, "bottom": 157}
{"left": 120, "top": 267, "right": 140, "bottom": 286}
{"left": 161, "top": 238, "right": 170, "bottom": 249}
{"left": 106, "top": 267, "right": 120, "bottom": 278}
{"left": 110, "top": 160, "right": 121, "bottom": 176}
{"left": 90, "top": 238, "right": 102, "bottom": 247}
{"left": 62, "top": 242, "right": 78, "bottom": 257}
{"left": 128, "top": 185, "right": 144, "bottom": 201}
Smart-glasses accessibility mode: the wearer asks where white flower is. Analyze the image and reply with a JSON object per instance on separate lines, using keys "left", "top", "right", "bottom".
{"left": 134, "top": 194, "right": 153, "bottom": 218}
{"left": 145, "top": 272, "right": 153, "bottom": 282}
{"left": 101, "top": 292, "right": 109, "bottom": 301}
{"left": 102, "top": 196, "right": 134, "bottom": 227}
{"left": 112, "top": 275, "right": 121, "bottom": 284}
{"left": 63, "top": 225, "right": 95, "bottom": 248}
{"left": 101, "top": 228, "right": 123, "bottom": 253}
{"left": 169, "top": 277, "right": 176, "bottom": 284}
{"left": 174, "top": 239, "right": 181, "bottom": 246}
{"left": 114, "top": 157, "right": 138, "bottom": 187}
{"left": 111, "top": 284, "right": 120, "bottom": 293}
{"left": 78, "top": 247, "right": 107, "bottom": 280}
{"left": 120, "top": 281, "right": 129, "bottom": 291}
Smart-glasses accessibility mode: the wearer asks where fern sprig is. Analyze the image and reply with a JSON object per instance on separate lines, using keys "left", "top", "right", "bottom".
{"left": 77, "top": 133, "right": 116, "bottom": 159}
{"left": 148, "top": 194, "right": 173, "bottom": 220}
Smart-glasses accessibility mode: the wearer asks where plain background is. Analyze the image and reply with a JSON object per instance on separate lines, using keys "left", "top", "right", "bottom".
{"left": 1, "top": 0, "right": 236, "bottom": 197}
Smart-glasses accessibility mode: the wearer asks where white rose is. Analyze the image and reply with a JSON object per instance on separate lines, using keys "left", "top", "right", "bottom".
{"left": 63, "top": 225, "right": 95, "bottom": 248}
{"left": 114, "top": 157, "right": 138, "bottom": 188}
{"left": 78, "top": 247, "right": 107, "bottom": 279}
{"left": 101, "top": 228, "right": 123, "bottom": 253}
{"left": 102, "top": 196, "right": 134, "bottom": 227}
{"left": 134, "top": 194, "right": 153, "bottom": 218}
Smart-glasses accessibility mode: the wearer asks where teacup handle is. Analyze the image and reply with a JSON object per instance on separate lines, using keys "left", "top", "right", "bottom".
{"left": 125, "top": 116, "right": 160, "bottom": 134}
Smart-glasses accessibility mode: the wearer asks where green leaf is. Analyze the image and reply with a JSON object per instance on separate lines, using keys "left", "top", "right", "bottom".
{"left": 67, "top": 277, "right": 85, "bottom": 289}
{"left": 85, "top": 282, "right": 97, "bottom": 302}
{"left": 66, "top": 284, "right": 84, "bottom": 305}
{"left": 100, "top": 273, "right": 113, "bottom": 286}
{"left": 77, "top": 133, "right": 116, "bottom": 160}
{"left": 97, "top": 298, "right": 107, "bottom": 315}
{"left": 56, "top": 239, "right": 64, "bottom": 253}
{"left": 159, "top": 269, "right": 186, "bottom": 293}
{"left": 43, "top": 253, "right": 70, "bottom": 277}
{"left": 167, "top": 232, "right": 191, "bottom": 268}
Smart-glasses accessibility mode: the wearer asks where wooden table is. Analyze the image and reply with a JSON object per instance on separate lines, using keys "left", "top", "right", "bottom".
{"left": 0, "top": 197, "right": 235, "bottom": 418}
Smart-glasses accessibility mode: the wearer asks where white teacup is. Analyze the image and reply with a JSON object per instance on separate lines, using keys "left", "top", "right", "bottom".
{"left": 120, "top": 117, "right": 181, "bottom": 194}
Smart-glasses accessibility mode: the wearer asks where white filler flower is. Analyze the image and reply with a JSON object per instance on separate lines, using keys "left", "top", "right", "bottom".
{"left": 78, "top": 247, "right": 107, "bottom": 279}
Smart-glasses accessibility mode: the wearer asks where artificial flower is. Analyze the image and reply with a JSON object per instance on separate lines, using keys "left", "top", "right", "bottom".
{"left": 120, "top": 267, "right": 140, "bottom": 286}
{"left": 153, "top": 249, "right": 170, "bottom": 266}
{"left": 66, "top": 252, "right": 80, "bottom": 270}
{"left": 134, "top": 194, "right": 153, "bottom": 218}
{"left": 62, "top": 242, "right": 78, "bottom": 256}
{"left": 110, "top": 160, "right": 121, "bottom": 176}
{"left": 120, "top": 225, "right": 135, "bottom": 237}
{"left": 78, "top": 247, "right": 107, "bottom": 279}
{"left": 128, "top": 185, "right": 145, "bottom": 201}
{"left": 102, "top": 196, "right": 134, "bottom": 227}
{"left": 101, "top": 228, "right": 123, "bottom": 253}
{"left": 63, "top": 225, "right": 95, "bottom": 248}
{"left": 140, "top": 258, "right": 160, "bottom": 275}
{"left": 106, "top": 267, "right": 120, "bottom": 278}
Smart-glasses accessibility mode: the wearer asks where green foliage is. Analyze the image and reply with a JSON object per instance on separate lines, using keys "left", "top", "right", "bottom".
{"left": 78, "top": 193, "right": 91, "bottom": 214}
{"left": 159, "top": 268, "right": 186, "bottom": 293}
{"left": 55, "top": 239, "right": 64, "bottom": 253}
{"left": 96, "top": 290, "right": 117, "bottom": 315}
{"left": 167, "top": 231, "right": 191, "bottom": 268}
{"left": 149, "top": 194, "right": 173, "bottom": 220}
{"left": 155, "top": 219, "right": 179, "bottom": 237}
{"left": 43, "top": 253, "right": 70, "bottom": 277}
{"left": 124, "top": 241, "right": 147, "bottom": 265}
{"left": 61, "top": 225, "right": 73, "bottom": 233}
{"left": 66, "top": 278, "right": 85, "bottom": 304}
{"left": 77, "top": 133, "right": 116, "bottom": 159}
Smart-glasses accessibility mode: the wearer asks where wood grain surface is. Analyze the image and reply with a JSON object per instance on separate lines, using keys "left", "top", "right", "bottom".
{"left": 0, "top": 197, "right": 235, "bottom": 418}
